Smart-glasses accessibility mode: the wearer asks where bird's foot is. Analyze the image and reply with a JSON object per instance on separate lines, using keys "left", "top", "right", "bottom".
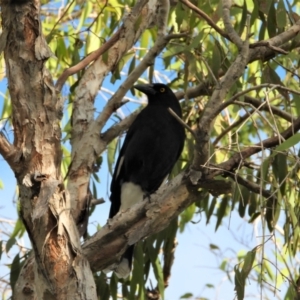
{"left": 143, "top": 192, "right": 151, "bottom": 202}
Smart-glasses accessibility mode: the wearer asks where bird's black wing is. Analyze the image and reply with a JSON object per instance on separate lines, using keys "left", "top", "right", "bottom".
{"left": 109, "top": 105, "right": 184, "bottom": 218}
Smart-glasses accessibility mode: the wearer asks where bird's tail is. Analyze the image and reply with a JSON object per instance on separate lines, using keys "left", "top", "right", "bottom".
{"left": 115, "top": 245, "right": 134, "bottom": 279}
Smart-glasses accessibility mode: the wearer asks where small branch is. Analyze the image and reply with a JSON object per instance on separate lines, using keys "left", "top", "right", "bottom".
{"left": 222, "top": 0, "right": 243, "bottom": 49}
{"left": 226, "top": 172, "right": 276, "bottom": 202}
{"left": 244, "top": 96, "right": 296, "bottom": 122}
{"left": 208, "top": 116, "right": 300, "bottom": 178}
{"left": 168, "top": 108, "right": 196, "bottom": 138}
{"left": 83, "top": 0, "right": 108, "bottom": 33}
{"left": 47, "top": 0, "right": 76, "bottom": 40}
{"left": 250, "top": 41, "right": 289, "bottom": 54}
{"left": 175, "top": 81, "right": 213, "bottom": 100}
{"left": 90, "top": 198, "right": 105, "bottom": 206}
{"left": 248, "top": 19, "right": 300, "bottom": 62}
{"left": 211, "top": 84, "right": 299, "bottom": 121}
{"left": 213, "top": 110, "right": 254, "bottom": 146}
{"left": 180, "top": 0, "right": 231, "bottom": 41}
{"left": 200, "top": 56, "right": 220, "bottom": 87}
{"left": 101, "top": 110, "right": 140, "bottom": 143}
{"left": 55, "top": 29, "right": 121, "bottom": 91}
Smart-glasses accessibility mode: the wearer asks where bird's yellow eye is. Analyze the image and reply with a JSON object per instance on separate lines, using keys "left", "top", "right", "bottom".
{"left": 160, "top": 88, "right": 165, "bottom": 92}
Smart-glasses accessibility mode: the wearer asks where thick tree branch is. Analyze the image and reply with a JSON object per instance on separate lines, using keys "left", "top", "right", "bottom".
{"left": 82, "top": 174, "right": 232, "bottom": 271}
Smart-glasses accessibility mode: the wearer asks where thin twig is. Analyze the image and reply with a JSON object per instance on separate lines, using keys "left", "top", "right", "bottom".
{"left": 168, "top": 108, "right": 196, "bottom": 138}
{"left": 47, "top": 0, "right": 76, "bottom": 39}
{"left": 208, "top": 116, "right": 300, "bottom": 178}
{"left": 244, "top": 96, "right": 296, "bottom": 122}
{"left": 90, "top": 198, "right": 105, "bottom": 206}
{"left": 213, "top": 110, "right": 254, "bottom": 146}
{"left": 210, "top": 83, "right": 300, "bottom": 119}
{"left": 226, "top": 171, "right": 276, "bottom": 202}
{"left": 180, "top": 0, "right": 232, "bottom": 42}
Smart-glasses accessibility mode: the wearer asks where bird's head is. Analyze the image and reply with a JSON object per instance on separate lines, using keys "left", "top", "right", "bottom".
{"left": 133, "top": 83, "right": 173, "bottom": 99}
{"left": 133, "top": 83, "right": 181, "bottom": 115}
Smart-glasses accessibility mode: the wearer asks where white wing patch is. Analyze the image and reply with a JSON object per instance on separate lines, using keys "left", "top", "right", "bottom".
{"left": 115, "top": 258, "right": 130, "bottom": 278}
{"left": 120, "top": 182, "right": 144, "bottom": 210}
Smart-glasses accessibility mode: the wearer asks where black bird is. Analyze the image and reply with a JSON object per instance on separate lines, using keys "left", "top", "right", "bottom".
{"left": 109, "top": 83, "right": 185, "bottom": 278}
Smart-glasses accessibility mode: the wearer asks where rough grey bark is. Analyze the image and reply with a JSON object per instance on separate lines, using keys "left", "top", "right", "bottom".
{"left": 1, "top": 1, "right": 97, "bottom": 299}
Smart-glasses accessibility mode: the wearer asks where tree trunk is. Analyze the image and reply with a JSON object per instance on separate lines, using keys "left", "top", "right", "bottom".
{"left": 1, "top": 1, "right": 97, "bottom": 299}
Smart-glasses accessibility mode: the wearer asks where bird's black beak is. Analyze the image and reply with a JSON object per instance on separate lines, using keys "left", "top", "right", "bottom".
{"left": 133, "top": 84, "right": 156, "bottom": 95}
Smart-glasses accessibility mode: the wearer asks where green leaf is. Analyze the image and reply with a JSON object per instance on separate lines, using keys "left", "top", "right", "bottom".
{"left": 272, "top": 152, "right": 287, "bottom": 195}
{"left": 11, "top": 218, "right": 25, "bottom": 239}
{"left": 96, "top": 273, "right": 110, "bottom": 300}
{"left": 248, "top": 193, "right": 257, "bottom": 217}
{"left": 180, "top": 292, "right": 193, "bottom": 299}
{"left": 215, "top": 196, "right": 229, "bottom": 231}
{"left": 206, "top": 197, "right": 217, "bottom": 224}
{"left": 209, "top": 243, "right": 219, "bottom": 250}
{"left": 134, "top": 242, "right": 145, "bottom": 298}
{"left": 146, "top": 240, "right": 164, "bottom": 299}
{"left": 128, "top": 56, "right": 136, "bottom": 76}
{"left": 238, "top": 186, "right": 250, "bottom": 218}
{"left": 179, "top": 202, "right": 196, "bottom": 232}
{"left": 273, "top": 133, "right": 300, "bottom": 154}
{"left": 242, "top": 250, "right": 256, "bottom": 277}
{"left": 107, "top": 138, "right": 118, "bottom": 176}
{"left": 77, "top": 1, "right": 93, "bottom": 31}
{"left": 6, "top": 237, "right": 16, "bottom": 253}
{"left": 153, "top": 258, "right": 165, "bottom": 299}
{"left": 10, "top": 254, "right": 21, "bottom": 293}
{"left": 276, "top": 0, "right": 286, "bottom": 28}
{"left": 219, "top": 259, "right": 227, "bottom": 271}
{"left": 248, "top": 211, "right": 261, "bottom": 223}
{"left": 238, "top": 0, "right": 248, "bottom": 36}
{"left": 234, "top": 266, "right": 244, "bottom": 300}
{"left": 267, "top": 0, "right": 277, "bottom": 37}
{"left": 110, "top": 273, "right": 118, "bottom": 300}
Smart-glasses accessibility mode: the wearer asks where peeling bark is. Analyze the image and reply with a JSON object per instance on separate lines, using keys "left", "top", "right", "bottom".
{"left": 1, "top": 1, "right": 97, "bottom": 299}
